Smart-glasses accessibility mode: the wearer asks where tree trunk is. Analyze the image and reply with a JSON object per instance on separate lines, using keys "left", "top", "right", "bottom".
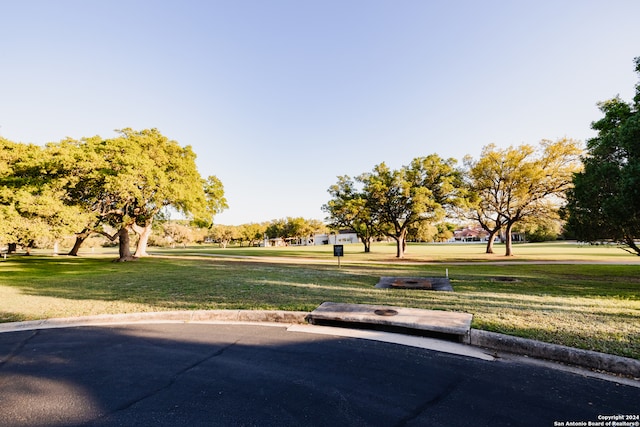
{"left": 504, "top": 222, "right": 515, "bottom": 256}
{"left": 485, "top": 229, "right": 500, "bottom": 254}
{"left": 362, "top": 238, "right": 371, "bottom": 253}
{"left": 394, "top": 230, "right": 407, "bottom": 258}
{"left": 68, "top": 235, "right": 87, "bottom": 256}
{"left": 133, "top": 223, "right": 153, "bottom": 258}
{"left": 117, "top": 228, "right": 135, "bottom": 262}
{"left": 624, "top": 236, "right": 640, "bottom": 256}
{"left": 7, "top": 243, "right": 16, "bottom": 254}
{"left": 68, "top": 226, "right": 96, "bottom": 256}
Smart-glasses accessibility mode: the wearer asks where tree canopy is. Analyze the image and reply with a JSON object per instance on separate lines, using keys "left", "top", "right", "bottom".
{"left": 324, "top": 155, "right": 464, "bottom": 258}
{"left": 566, "top": 57, "right": 640, "bottom": 255}
{"left": 322, "top": 175, "right": 377, "bottom": 253}
{"left": 465, "top": 138, "right": 582, "bottom": 256}
{"left": 465, "top": 139, "right": 582, "bottom": 256}
{"left": 0, "top": 129, "right": 227, "bottom": 261}
{"left": 0, "top": 138, "right": 91, "bottom": 252}
{"left": 75, "top": 128, "right": 227, "bottom": 260}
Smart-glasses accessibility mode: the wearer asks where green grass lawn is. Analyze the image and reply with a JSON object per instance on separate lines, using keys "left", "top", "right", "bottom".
{"left": 149, "top": 240, "right": 640, "bottom": 262}
{"left": 1, "top": 241, "right": 639, "bottom": 359}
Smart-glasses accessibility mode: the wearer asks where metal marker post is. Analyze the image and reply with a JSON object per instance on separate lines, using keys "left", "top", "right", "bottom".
{"left": 333, "top": 244, "right": 344, "bottom": 268}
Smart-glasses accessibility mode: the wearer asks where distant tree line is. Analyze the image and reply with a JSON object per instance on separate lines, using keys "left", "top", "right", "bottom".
{"left": 323, "top": 141, "right": 583, "bottom": 258}
{"left": 150, "top": 217, "right": 456, "bottom": 250}
{"left": 205, "top": 217, "right": 328, "bottom": 248}
{"left": 110, "top": 217, "right": 328, "bottom": 249}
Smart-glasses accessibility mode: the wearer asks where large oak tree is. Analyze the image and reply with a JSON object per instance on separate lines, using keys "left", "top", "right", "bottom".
{"left": 325, "top": 155, "right": 463, "bottom": 258}
{"left": 364, "top": 155, "right": 463, "bottom": 258}
{"left": 566, "top": 57, "right": 640, "bottom": 255}
{"left": 1, "top": 131, "right": 226, "bottom": 261}
{"left": 322, "top": 175, "right": 378, "bottom": 253}
{"left": 465, "top": 139, "right": 582, "bottom": 256}
{"left": 73, "top": 128, "right": 226, "bottom": 261}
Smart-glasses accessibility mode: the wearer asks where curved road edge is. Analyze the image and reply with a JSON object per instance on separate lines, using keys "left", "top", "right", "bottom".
{"left": 468, "top": 329, "right": 640, "bottom": 379}
{"left": 0, "top": 309, "right": 638, "bottom": 379}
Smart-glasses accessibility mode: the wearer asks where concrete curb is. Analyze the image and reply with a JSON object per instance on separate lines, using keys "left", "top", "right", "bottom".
{"left": 1, "top": 310, "right": 638, "bottom": 378}
{"left": 0, "top": 310, "right": 309, "bottom": 333}
{"left": 469, "top": 329, "right": 640, "bottom": 378}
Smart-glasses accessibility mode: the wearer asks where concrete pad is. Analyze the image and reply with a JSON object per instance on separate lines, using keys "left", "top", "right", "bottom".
{"left": 375, "top": 276, "right": 453, "bottom": 291}
{"left": 288, "top": 324, "right": 494, "bottom": 361}
{"left": 308, "top": 302, "right": 472, "bottom": 337}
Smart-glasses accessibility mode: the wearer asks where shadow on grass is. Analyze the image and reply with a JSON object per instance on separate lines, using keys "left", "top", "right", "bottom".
{"left": 0, "top": 311, "right": 28, "bottom": 323}
{"left": 3, "top": 256, "right": 639, "bottom": 307}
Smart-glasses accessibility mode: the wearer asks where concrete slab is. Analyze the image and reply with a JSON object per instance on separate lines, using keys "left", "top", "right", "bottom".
{"left": 288, "top": 324, "right": 494, "bottom": 361}
{"left": 308, "top": 302, "right": 472, "bottom": 338}
{"left": 375, "top": 276, "right": 453, "bottom": 291}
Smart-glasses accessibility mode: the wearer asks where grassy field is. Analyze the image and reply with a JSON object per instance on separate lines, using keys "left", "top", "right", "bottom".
{"left": 1, "top": 241, "right": 639, "bottom": 359}
{"left": 150, "top": 240, "right": 640, "bottom": 263}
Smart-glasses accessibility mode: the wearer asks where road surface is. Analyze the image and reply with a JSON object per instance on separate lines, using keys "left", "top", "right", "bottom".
{"left": 0, "top": 323, "right": 638, "bottom": 426}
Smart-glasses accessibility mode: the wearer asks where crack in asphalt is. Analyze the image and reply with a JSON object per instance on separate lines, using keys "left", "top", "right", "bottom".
{"left": 394, "top": 377, "right": 462, "bottom": 427}
{"left": 0, "top": 329, "right": 39, "bottom": 370}
{"left": 91, "top": 339, "right": 240, "bottom": 422}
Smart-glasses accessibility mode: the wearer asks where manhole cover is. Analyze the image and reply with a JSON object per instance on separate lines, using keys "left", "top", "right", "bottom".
{"left": 374, "top": 309, "right": 398, "bottom": 316}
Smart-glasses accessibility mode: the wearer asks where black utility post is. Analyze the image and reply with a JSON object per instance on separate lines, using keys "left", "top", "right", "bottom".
{"left": 333, "top": 244, "right": 344, "bottom": 268}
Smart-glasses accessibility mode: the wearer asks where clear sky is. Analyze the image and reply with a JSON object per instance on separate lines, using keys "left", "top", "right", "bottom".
{"left": 1, "top": 1, "right": 639, "bottom": 225}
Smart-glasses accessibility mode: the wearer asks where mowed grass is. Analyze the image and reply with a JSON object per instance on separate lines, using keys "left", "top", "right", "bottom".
{"left": 1, "top": 241, "right": 639, "bottom": 359}
{"left": 149, "top": 240, "right": 640, "bottom": 263}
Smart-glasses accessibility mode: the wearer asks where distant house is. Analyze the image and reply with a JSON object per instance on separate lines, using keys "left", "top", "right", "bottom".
{"left": 262, "top": 237, "right": 285, "bottom": 247}
{"left": 452, "top": 227, "right": 525, "bottom": 243}
{"left": 453, "top": 227, "right": 491, "bottom": 242}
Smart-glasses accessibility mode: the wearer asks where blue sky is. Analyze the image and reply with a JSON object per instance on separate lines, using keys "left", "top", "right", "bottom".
{"left": 1, "top": 1, "right": 639, "bottom": 225}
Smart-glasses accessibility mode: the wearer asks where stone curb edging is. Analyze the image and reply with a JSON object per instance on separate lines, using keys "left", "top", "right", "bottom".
{"left": 469, "top": 329, "right": 640, "bottom": 378}
{"left": 0, "top": 310, "right": 637, "bottom": 378}
{"left": 0, "top": 310, "right": 309, "bottom": 333}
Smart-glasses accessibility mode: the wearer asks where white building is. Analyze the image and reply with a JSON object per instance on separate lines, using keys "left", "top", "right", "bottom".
{"left": 313, "top": 231, "right": 359, "bottom": 245}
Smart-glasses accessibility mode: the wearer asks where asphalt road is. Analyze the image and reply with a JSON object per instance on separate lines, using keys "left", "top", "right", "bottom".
{"left": 0, "top": 323, "right": 638, "bottom": 427}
